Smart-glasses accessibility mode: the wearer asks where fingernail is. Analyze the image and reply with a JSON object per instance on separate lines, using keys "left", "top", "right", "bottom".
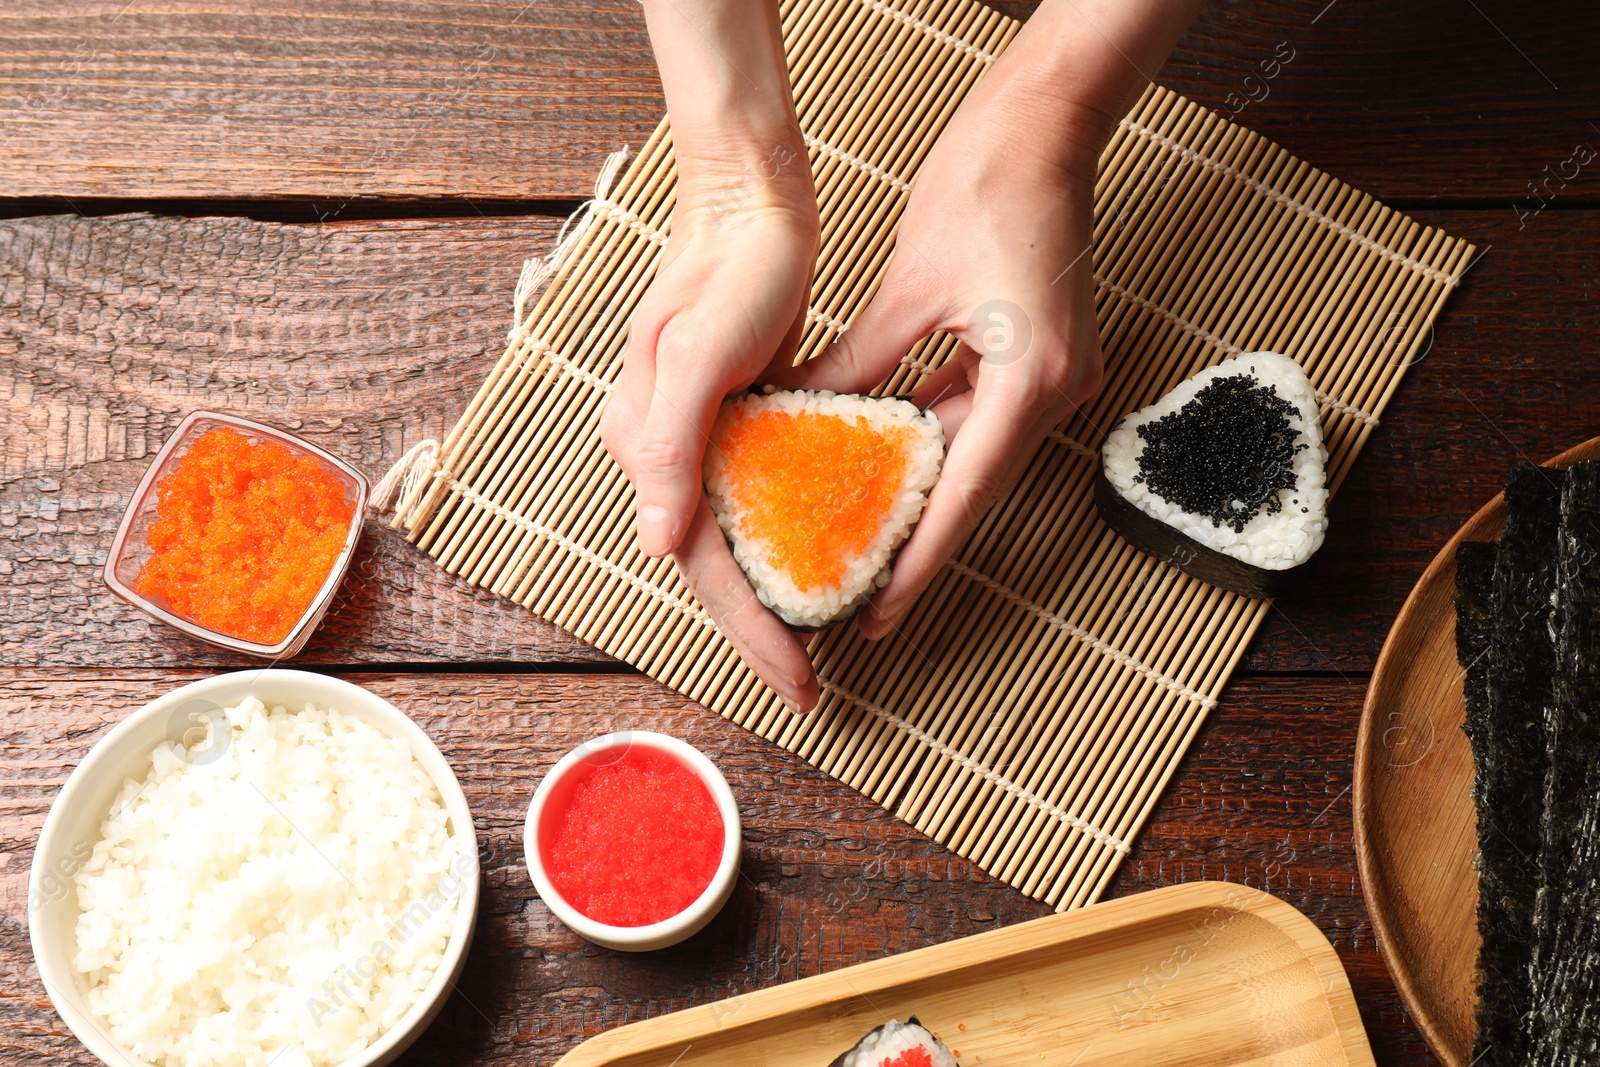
{"left": 783, "top": 688, "right": 819, "bottom": 714}
{"left": 637, "top": 504, "right": 674, "bottom": 556}
{"left": 859, "top": 602, "right": 898, "bottom": 640}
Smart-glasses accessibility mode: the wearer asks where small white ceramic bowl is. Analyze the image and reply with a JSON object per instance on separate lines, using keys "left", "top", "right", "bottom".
{"left": 523, "top": 731, "right": 741, "bottom": 952}
{"left": 29, "top": 670, "right": 479, "bottom": 1067}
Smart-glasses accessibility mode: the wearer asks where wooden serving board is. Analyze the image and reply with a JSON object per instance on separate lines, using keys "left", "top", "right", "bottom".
{"left": 1352, "top": 434, "right": 1600, "bottom": 1066}
{"left": 554, "top": 881, "right": 1372, "bottom": 1066}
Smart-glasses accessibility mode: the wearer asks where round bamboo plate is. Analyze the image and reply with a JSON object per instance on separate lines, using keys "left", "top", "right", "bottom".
{"left": 1353, "top": 434, "right": 1600, "bottom": 1067}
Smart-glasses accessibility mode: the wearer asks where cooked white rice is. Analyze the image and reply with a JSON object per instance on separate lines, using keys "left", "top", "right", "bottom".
{"left": 704, "top": 388, "right": 944, "bottom": 628}
{"left": 837, "top": 1019, "right": 958, "bottom": 1067}
{"left": 72, "top": 696, "right": 469, "bottom": 1067}
{"left": 1101, "top": 351, "right": 1328, "bottom": 571}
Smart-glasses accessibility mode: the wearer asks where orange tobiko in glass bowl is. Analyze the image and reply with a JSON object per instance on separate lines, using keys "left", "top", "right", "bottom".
{"left": 103, "top": 411, "right": 368, "bottom": 658}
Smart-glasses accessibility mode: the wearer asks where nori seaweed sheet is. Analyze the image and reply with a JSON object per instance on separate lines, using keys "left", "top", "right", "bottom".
{"left": 1525, "top": 461, "right": 1600, "bottom": 1065}
{"left": 1458, "top": 540, "right": 1497, "bottom": 755}
{"left": 1457, "top": 540, "right": 1504, "bottom": 1053}
{"left": 1473, "top": 465, "right": 1565, "bottom": 1066}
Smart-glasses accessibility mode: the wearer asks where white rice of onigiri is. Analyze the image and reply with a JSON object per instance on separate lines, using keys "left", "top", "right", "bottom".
{"left": 836, "top": 1019, "right": 959, "bottom": 1067}
{"left": 1100, "top": 351, "right": 1328, "bottom": 571}
{"left": 704, "top": 388, "right": 944, "bottom": 629}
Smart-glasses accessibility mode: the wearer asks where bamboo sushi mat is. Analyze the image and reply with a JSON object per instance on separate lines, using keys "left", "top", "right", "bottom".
{"left": 385, "top": 0, "right": 1474, "bottom": 910}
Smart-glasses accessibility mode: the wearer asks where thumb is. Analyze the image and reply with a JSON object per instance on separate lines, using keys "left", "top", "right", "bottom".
{"left": 773, "top": 271, "right": 936, "bottom": 395}
{"left": 631, "top": 339, "right": 724, "bottom": 558}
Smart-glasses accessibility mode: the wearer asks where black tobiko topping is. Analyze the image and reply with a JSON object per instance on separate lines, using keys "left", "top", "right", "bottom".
{"left": 1134, "top": 373, "right": 1306, "bottom": 533}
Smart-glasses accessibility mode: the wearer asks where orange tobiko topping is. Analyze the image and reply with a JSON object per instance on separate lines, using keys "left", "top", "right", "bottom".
{"left": 716, "top": 409, "right": 912, "bottom": 591}
{"left": 133, "top": 427, "right": 356, "bottom": 644}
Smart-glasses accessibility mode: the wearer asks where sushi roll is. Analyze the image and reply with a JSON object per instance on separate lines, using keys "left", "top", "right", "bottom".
{"left": 829, "top": 1018, "right": 959, "bottom": 1067}
{"left": 1095, "top": 351, "right": 1328, "bottom": 598}
{"left": 703, "top": 387, "right": 945, "bottom": 630}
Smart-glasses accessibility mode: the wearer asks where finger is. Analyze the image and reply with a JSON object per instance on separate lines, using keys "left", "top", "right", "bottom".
{"left": 599, "top": 335, "right": 655, "bottom": 462}
{"left": 770, "top": 269, "right": 936, "bottom": 394}
{"left": 763, "top": 295, "right": 811, "bottom": 379}
{"left": 909, "top": 343, "right": 978, "bottom": 410}
{"left": 858, "top": 387, "right": 1047, "bottom": 640}
{"left": 601, "top": 274, "right": 685, "bottom": 461}
{"left": 912, "top": 349, "right": 977, "bottom": 439}
{"left": 631, "top": 329, "right": 725, "bottom": 557}
{"left": 674, "top": 498, "right": 820, "bottom": 711}
{"left": 925, "top": 389, "right": 975, "bottom": 441}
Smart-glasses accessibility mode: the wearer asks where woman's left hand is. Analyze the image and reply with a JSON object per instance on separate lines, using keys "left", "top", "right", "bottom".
{"left": 777, "top": 0, "right": 1203, "bottom": 641}
{"left": 777, "top": 72, "right": 1105, "bottom": 641}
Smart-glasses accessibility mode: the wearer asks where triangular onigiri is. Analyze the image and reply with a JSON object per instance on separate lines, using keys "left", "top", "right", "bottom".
{"left": 1096, "top": 351, "right": 1328, "bottom": 598}
{"left": 704, "top": 388, "right": 945, "bottom": 629}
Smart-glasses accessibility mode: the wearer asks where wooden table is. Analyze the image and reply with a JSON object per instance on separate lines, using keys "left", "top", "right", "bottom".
{"left": 2, "top": 2, "right": 1596, "bottom": 1064}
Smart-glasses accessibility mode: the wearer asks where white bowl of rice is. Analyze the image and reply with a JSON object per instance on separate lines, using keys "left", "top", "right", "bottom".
{"left": 28, "top": 670, "right": 479, "bottom": 1067}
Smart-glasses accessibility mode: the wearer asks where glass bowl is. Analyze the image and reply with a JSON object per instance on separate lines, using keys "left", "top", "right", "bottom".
{"left": 103, "top": 411, "right": 368, "bottom": 659}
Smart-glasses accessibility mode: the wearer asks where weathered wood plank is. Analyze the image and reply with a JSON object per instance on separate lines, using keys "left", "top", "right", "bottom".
{"left": 4, "top": 208, "right": 1593, "bottom": 671}
{"left": 1158, "top": 0, "right": 1599, "bottom": 207}
{"left": 0, "top": 0, "right": 1593, "bottom": 203}
{"left": 0, "top": 0, "right": 662, "bottom": 202}
{"left": 0, "top": 211, "right": 612, "bottom": 665}
{"left": 1114, "top": 672, "right": 1440, "bottom": 1066}
{"left": 0, "top": 671, "right": 1431, "bottom": 1065}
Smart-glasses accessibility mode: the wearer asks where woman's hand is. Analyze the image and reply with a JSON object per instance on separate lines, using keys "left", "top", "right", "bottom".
{"left": 778, "top": 0, "right": 1201, "bottom": 641}
{"left": 608, "top": 0, "right": 1201, "bottom": 698}
{"left": 602, "top": 0, "right": 823, "bottom": 710}
{"left": 601, "top": 195, "right": 822, "bottom": 712}
{"left": 780, "top": 114, "right": 1102, "bottom": 640}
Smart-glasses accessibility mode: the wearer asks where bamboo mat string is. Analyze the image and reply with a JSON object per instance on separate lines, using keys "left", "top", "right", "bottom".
{"left": 371, "top": 438, "right": 438, "bottom": 514}
{"left": 1093, "top": 273, "right": 1383, "bottom": 428}
{"left": 378, "top": 0, "right": 1473, "bottom": 911}
{"left": 512, "top": 146, "right": 634, "bottom": 330}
